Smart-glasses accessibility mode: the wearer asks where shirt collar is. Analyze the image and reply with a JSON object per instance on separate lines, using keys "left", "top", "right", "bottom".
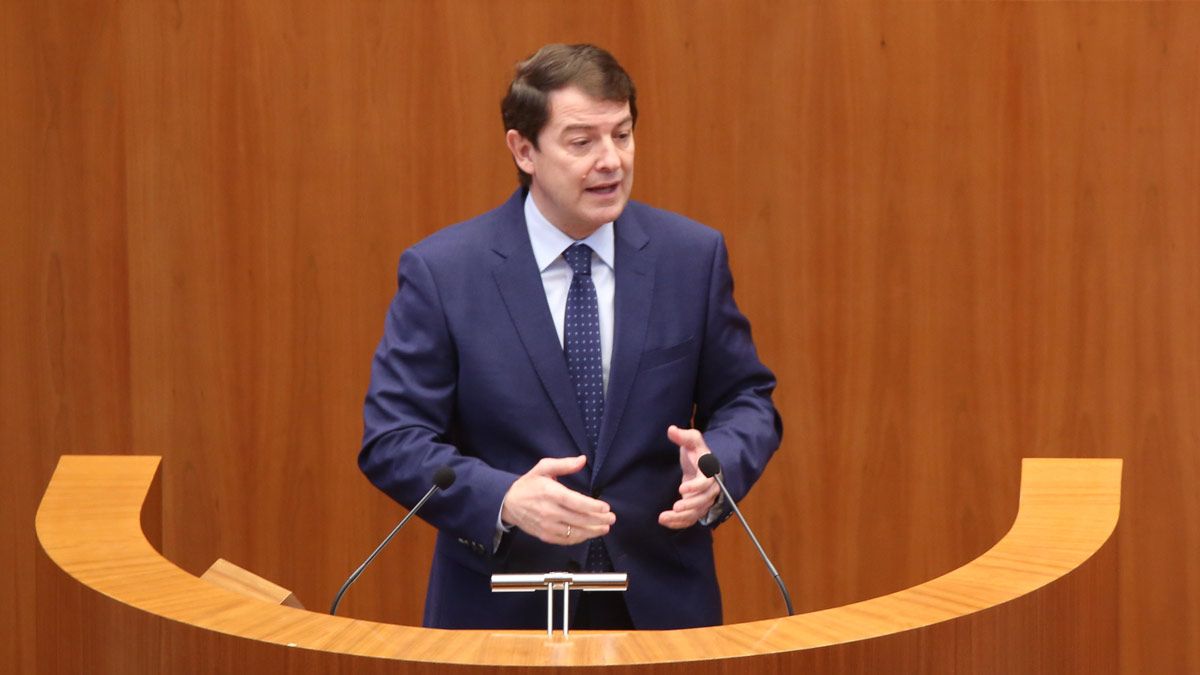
{"left": 524, "top": 192, "right": 615, "bottom": 273}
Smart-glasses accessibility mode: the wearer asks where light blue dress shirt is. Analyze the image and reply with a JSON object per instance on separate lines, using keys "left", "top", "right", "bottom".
{"left": 523, "top": 192, "right": 615, "bottom": 391}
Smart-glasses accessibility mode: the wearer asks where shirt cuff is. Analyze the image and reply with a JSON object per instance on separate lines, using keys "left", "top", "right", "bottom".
{"left": 494, "top": 496, "right": 514, "bottom": 552}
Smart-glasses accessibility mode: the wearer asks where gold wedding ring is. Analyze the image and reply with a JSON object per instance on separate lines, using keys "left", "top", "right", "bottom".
{"left": 565, "top": 524, "right": 572, "bottom": 539}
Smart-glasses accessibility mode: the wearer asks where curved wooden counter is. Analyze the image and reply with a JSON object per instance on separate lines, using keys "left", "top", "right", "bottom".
{"left": 35, "top": 456, "right": 1121, "bottom": 672}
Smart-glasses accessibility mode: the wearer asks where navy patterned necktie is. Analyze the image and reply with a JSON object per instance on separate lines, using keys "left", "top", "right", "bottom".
{"left": 563, "top": 244, "right": 604, "bottom": 454}
{"left": 562, "top": 243, "right": 613, "bottom": 572}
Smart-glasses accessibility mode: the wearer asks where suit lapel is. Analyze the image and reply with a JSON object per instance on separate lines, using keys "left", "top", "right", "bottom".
{"left": 592, "top": 209, "right": 654, "bottom": 482}
{"left": 490, "top": 193, "right": 590, "bottom": 456}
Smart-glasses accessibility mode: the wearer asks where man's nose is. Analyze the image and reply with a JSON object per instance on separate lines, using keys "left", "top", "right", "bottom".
{"left": 594, "top": 138, "right": 620, "bottom": 173}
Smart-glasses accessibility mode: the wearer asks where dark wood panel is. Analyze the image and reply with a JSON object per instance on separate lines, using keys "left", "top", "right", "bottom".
{"left": 6, "top": 2, "right": 1198, "bottom": 672}
{"left": 4, "top": 2, "right": 134, "bottom": 673}
{"left": 1, "top": 5, "right": 40, "bottom": 673}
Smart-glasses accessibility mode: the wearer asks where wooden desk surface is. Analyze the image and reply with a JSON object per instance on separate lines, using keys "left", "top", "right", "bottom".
{"left": 35, "top": 455, "right": 1120, "bottom": 669}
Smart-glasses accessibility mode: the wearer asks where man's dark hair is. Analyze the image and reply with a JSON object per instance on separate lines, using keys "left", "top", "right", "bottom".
{"left": 501, "top": 43, "right": 638, "bottom": 188}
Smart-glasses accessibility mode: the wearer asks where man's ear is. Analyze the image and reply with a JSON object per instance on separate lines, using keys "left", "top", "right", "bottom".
{"left": 505, "top": 129, "right": 536, "bottom": 176}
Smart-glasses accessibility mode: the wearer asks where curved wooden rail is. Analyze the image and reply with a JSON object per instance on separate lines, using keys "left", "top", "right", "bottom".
{"left": 36, "top": 455, "right": 1121, "bottom": 670}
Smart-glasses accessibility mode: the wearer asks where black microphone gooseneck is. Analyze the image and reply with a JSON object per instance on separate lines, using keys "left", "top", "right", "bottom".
{"left": 329, "top": 466, "right": 456, "bottom": 615}
{"left": 698, "top": 453, "right": 794, "bottom": 616}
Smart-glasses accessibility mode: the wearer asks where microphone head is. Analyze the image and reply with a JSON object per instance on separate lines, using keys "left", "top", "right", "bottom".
{"left": 698, "top": 453, "right": 721, "bottom": 478}
{"left": 433, "top": 466, "right": 457, "bottom": 490}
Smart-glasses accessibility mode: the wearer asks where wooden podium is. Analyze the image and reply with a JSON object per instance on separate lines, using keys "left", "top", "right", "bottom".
{"left": 35, "top": 455, "right": 1121, "bottom": 673}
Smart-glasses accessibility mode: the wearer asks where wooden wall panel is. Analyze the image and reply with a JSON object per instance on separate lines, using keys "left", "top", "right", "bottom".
{"left": 1, "top": 7, "right": 39, "bottom": 673}
{"left": 5, "top": 2, "right": 1198, "bottom": 672}
{"left": 4, "top": 2, "right": 134, "bottom": 673}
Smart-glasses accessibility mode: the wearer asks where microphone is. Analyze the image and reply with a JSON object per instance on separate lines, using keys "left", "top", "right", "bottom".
{"left": 698, "top": 453, "right": 794, "bottom": 616}
{"left": 329, "top": 466, "right": 456, "bottom": 615}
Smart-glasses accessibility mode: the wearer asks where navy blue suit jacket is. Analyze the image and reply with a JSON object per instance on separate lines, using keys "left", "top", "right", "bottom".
{"left": 360, "top": 189, "right": 781, "bottom": 629}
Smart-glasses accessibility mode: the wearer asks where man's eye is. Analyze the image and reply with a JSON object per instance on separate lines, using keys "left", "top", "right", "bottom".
{"left": 571, "top": 139, "right": 590, "bottom": 148}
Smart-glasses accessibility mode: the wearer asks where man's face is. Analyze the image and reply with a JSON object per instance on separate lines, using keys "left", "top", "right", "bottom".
{"left": 506, "top": 86, "right": 635, "bottom": 238}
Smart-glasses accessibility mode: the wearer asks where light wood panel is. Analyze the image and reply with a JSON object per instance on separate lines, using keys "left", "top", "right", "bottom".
{"left": 201, "top": 558, "right": 304, "bottom": 609}
{"left": 5, "top": 2, "right": 1199, "bottom": 673}
{"left": 35, "top": 454, "right": 1121, "bottom": 671}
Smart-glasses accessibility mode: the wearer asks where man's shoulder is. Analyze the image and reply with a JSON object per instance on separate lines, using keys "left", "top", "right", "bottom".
{"left": 406, "top": 191, "right": 524, "bottom": 263}
{"left": 411, "top": 211, "right": 497, "bottom": 253}
{"left": 621, "top": 199, "right": 723, "bottom": 246}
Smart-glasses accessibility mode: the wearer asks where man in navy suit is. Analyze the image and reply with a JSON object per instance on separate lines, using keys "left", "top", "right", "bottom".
{"left": 360, "top": 44, "right": 782, "bottom": 630}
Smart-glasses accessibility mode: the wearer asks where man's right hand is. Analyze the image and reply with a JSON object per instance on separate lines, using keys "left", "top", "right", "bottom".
{"left": 501, "top": 455, "right": 615, "bottom": 546}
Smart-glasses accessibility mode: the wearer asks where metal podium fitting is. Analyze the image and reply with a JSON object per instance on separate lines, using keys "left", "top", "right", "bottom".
{"left": 491, "top": 572, "right": 628, "bottom": 637}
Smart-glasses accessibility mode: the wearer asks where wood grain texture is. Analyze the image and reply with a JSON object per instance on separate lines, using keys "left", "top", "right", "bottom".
{"left": 35, "top": 454, "right": 1121, "bottom": 671}
{"left": 201, "top": 558, "right": 304, "bottom": 609}
{"left": 5, "top": 2, "right": 1198, "bottom": 672}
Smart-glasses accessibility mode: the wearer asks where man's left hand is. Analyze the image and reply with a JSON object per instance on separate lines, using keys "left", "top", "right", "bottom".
{"left": 658, "top": 425, "right": 721, "bottom": 529}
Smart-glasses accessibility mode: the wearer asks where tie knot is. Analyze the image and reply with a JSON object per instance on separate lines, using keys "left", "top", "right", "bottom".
{"left": 563, "top": 244, "right": 592, "bottom": 277}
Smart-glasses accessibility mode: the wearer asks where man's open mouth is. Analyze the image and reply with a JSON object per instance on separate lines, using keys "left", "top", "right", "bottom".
{"left": 586, "top": 182, "right": 620, "bottom": 195}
